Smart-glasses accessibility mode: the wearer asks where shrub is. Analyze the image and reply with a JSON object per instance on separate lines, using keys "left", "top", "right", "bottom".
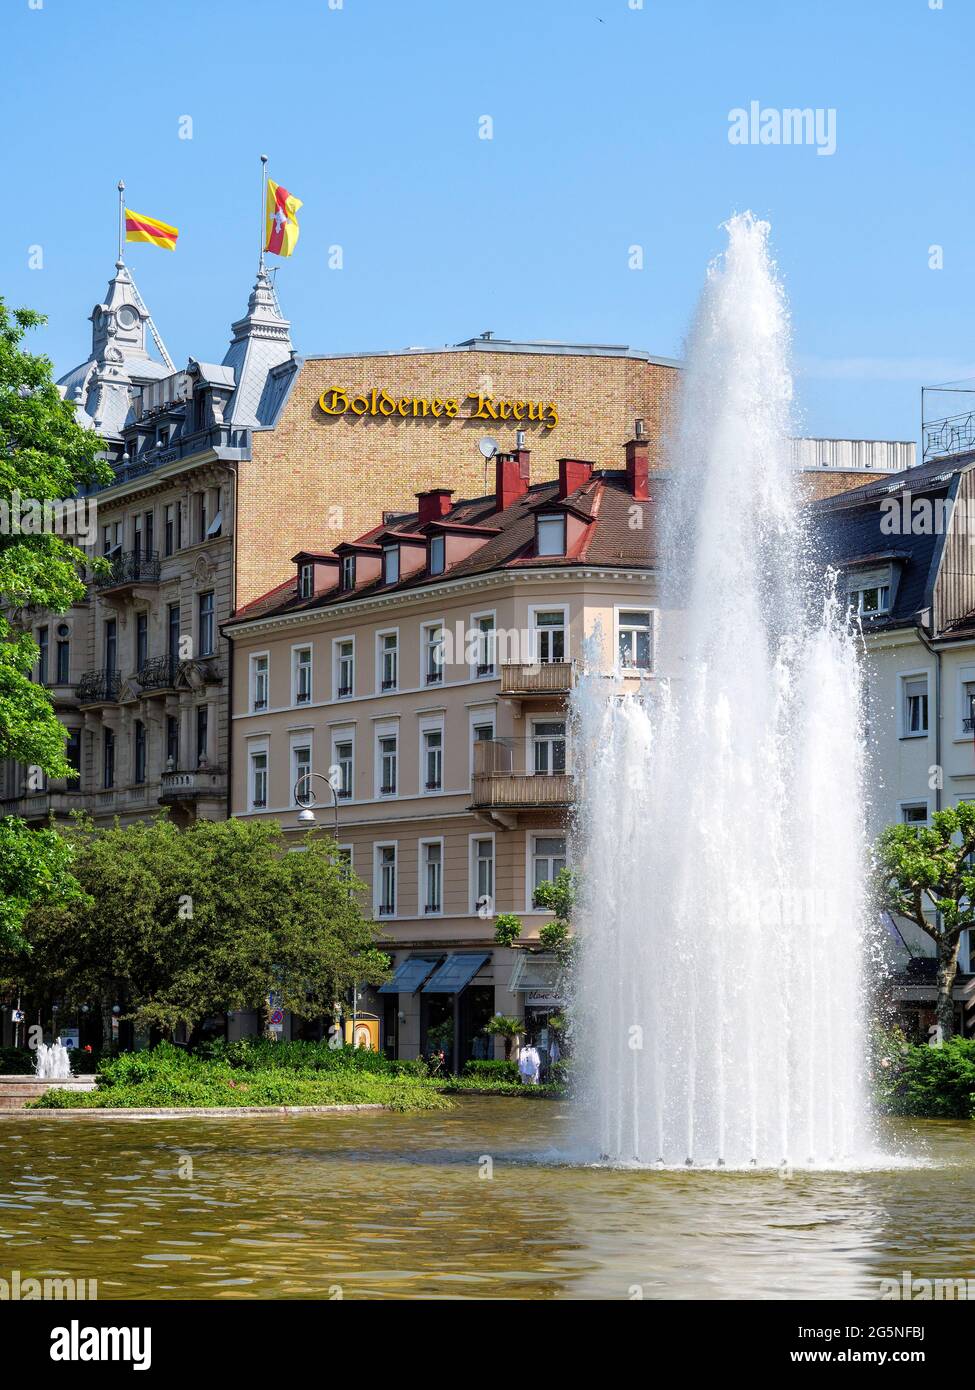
{"left": 463, "top": 1059, "right": 519, "bottom": 1083}
{"left": 879, "top": 1036, "right": 975, "bottom": 1119}
{"left": 493, "top": 913, "right": 523, "bottom": 947}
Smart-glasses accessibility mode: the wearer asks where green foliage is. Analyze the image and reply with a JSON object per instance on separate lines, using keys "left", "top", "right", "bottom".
{"left": 0, "top": 1046, "right": 100, "bottom": 1075}
{"left": 538, "top": 920, "right": 570, "bottom": 954}
{"left": 874, "top": 1035, "right": 975, "bottom": 1119}
{"left": 7, "top": 816, "right": 389, "bottom": 1038}
{"left": 463, "top": 1058, "right": 520, "bottom": 1082}
{"left": 33, "top": 1041, "right": 448, "bottom": 1112}
{"left": 533, "top": 868, "right": 576, "bottom": 964}
{"left": 0, "top": 815, "right": 82, "bottom": 947}
{"left": 205, "top": 1037, "right": 426, "bottom": 1077}
{"left": 437, "top": 1076, "right": 565, "bottom": 1098}
{"left": 493, "top": 912, "right": 523, "bottom": 947}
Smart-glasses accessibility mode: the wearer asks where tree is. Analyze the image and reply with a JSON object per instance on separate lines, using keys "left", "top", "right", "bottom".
{"left": 532, "top": 867, "right": 576, "bottom": 964}
{"left": 875, "top": 803, "right": 975, "bottom": 1043}
{"left": 484, "top": 1014, "right": 524, "bottom": 1060}
{"left": 6, "top": 816, "right": 389, "bottom": 1043}
{"left": 0, "top": 299, "right": 110, "bottom": 948}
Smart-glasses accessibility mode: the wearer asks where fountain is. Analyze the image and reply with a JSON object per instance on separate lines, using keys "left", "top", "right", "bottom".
{"left": 572, "top": 213, "right": 869, "bottom": 1168}
{"left": 34, "top": 1038, "right": 73, "bottom": 1081}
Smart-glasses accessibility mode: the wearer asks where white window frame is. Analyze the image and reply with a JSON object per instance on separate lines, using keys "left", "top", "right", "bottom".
{"left": 528, "top": 603, "right": 569, "bottom": 665}
{"left": 383, "top": 545, "right": 400, "bottom": 586}
{"left": 470, "top": 832, "right": 496, "bottom": 918}
{"left": 330, "top": 726, "right": 355, "bottom": 802}
{"left": 525, "top": 831, "right": 567, "bottom": 912}
{"left": 290, "top": 735, "right": 313, "bottom": 809}
{"left": 298, "top": 562, "right": 314, "bottom": 599}
{"left": 333, "top": 635, "right": 355, "bottom": 700}
{"left": 536, "top": 513, "right": 567, "bottom": 557}
{"left": 375, "top": 722, "right": 399, "bottom": 799}
{"left": 419, "top": 717, "right": 445, "bottom": 794}
{"left": 899, "top": 800, "right": 929, "bottom": 825}
{"left": 429, "top": 533, "right": 446, "bottom": 577}
{"left": 470, "top": 608, "right": 497, "bottom": 680}
{"left": 374, "top": 841, "right": 398, "bottom": 918}
{"left": 376, "top": 627, "right": 400, "bottom": 694}
{"left": 340, "top": 554, "right": 356, "bottom": 591}
{"left": 530, "top": 715, "right": 568, "bottom": 775}
{"left": 614, "top": 604, "right": 655, "bottom": 674}
{"left": 957, "top": 664, "right": 975, "bottom": 739}
{"left": 898, "top": 668, "right": 931, "bottom": 739}
{"left": 248, "top": 739, "right": 269, "bottom": 813}
{"left": 249, "top": 651, "right": 270, "bottom": 713}
{"left": 291, "top": 644, "right": 313, "bottom": 707}
{"left": 421, "top": 618, "right": 446, "bottom": 686}
{"left": 418, "top": 836, "right": 445, "bottom": 917}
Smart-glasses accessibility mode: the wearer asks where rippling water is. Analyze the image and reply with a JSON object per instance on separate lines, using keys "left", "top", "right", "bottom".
{"left": 0, "top": 1101, "right": 971, "bottom": 1300}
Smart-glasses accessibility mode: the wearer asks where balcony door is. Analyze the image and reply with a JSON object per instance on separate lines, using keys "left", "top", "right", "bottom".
{"left": 532, "top": 720, "right": 566, "bottom": 775}
{"left": 533, "top": 610, "right": 565, "bottom": 664}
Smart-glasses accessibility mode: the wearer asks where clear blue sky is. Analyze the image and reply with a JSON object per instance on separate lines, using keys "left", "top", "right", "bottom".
{"left": 4, "top": 0, "right": 973, "bottom": 447}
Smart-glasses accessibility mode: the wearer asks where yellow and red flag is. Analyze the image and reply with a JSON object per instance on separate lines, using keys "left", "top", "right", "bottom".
{"left": 264, "top": 179, "right": 302, "bottom": 257}
{"left": 125, "top": 209, "right": 179, "bottom": 251}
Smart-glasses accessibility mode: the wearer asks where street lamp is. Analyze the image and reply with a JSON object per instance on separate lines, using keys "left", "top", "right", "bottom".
{"left": 292, "top": 769, "right": 340, "bottom": 840}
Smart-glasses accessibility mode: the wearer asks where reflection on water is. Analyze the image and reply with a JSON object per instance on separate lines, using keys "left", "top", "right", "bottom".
{"left": 0, "top": 1100, "right": 971, "bottom": 1300}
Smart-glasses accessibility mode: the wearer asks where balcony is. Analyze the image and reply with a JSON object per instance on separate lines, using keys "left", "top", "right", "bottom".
{"left": 93, "top": 551, "right": 161, "bottom": 593}
{"left": 471, "top": 737, "right": 573, "bottom": 825}
{"left": 159, "top": 767, "right": 227, "bottom": 804}
{"left": 137, "top": 656, "right": 179, "bottom": 694}
{"left": 76, "top": 669, "right": 121, "bottom": 705}
{"left": 500, "top": 661, "right": 574, "bottom": 704}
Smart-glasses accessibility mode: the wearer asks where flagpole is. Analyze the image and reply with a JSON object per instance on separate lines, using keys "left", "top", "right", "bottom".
{"left": 117, "top": 180, "right": 125, "bottom": 263}
{"left": 259, "top": 155, "right": 268, "bottom": 273}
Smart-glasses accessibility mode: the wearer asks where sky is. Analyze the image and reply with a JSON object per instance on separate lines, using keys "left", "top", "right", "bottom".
{"left": 3, "top": 0, "right": 973, "bottom": 451}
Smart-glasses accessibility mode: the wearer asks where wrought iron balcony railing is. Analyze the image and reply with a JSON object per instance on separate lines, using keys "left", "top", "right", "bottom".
{"left": 76, "top": 669, "right": 121, "bottom": 704}
{"left": 94, "top": 550, "right": 162, "bottom": 589}
{"left": 137, "top": 656, "right": 179, "bottom": 691}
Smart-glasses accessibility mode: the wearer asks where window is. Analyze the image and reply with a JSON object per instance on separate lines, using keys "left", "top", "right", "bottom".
{"left": 422, "top": 842, "right": 443, "bottom": 914}
{"left": 618, "top": 610, "right": 653, "bottom": 671}
{"left": 850, "top": 583, "right": 890, "bottom": 616}
{"left": 472, "top": 836, "right": 494, "bottom": 915}
{"left": 66, "top": 728, "right": 82, "bottom": 778}
{"left": 903, "top": 676, "right": 929, "bottom": 736}
{"left": 166, "top": 715, "right": 179, "bottom": 769}
{"left": 379, "top": 632, "right": 398, "bottom": 691}
{"left": 474, "top": 615, "right": 495, "bottom": 676}
{"left": 533, "top": 609, "right": 566, "bottom": 663}
{"left": 104, "top": 619, "right": 117, "bottom": 675}
{"left": 132, "top": 513, "right": 143, "bottom": 560}
{"left": 37, "top": 626, "right": 49, "bottom": 684}
{"left": 197, "top": 491, "right": 209, "bottom": 544}
{"left": 292, "top": 743, "right": 312, "bottom": 807}
{"left": 964, "top": 679, "right": 975, "bottom": 734}
{"left": 379, "top": 734, "right": 398, "bottom": 796}
{"left": 383, "top": 546, "right": 400, "bottom": 585}
{"left": 251, "top": 654, "right": 269, "bottom": 711}
{"left": 135, "top": 612, "right": 148, "bottom": 673}
{"left": 144, "top": 509, "right": 154, "bottom": 558}
{"left": 336, "top": 639, "right": 354, "bottom": 698}
{"left": 168, "top": 603, "right": 181, "bottom": 664}
{"left": 298, "top": 563, "right": 314, "bottom": 599}
{"left": 341, "top": 555, "right": 356, "bottom": 591}
{"left": 196, "top": 706, "right": 208, "bottom": 766}
{"left": 429, "top": 534, "right": 445, "bottom": 576}
{"left": 55, "top": 627, "right": 70, "bottom": 684}
{"left": 333, "top": 739, "right": 353, "bottom": 799}
{"left": 198, "top": 592, "right": 214, "bottom": 656}
{"left": 133, "top": 721, "right": 146, "bottom": 784}
{"left": 164, "top": 504, "right": 175, "bottom": 557}
{"left": 206, "top": 506, "right": 222, "bottom": 540}
{"left": 537, "top": 513, "right": 567, "bottom": 557}
{"left": 103, "top": 728, "right": 115, "bottom": 789}
{"left": 902, "top": 803, "right": 928, "bottom": 824}
{"left": 175, "top": 500, "right": 183, "bottom": 551}
{"left": 423, "top": 623, "right": 444, "bottom": 684}
{"left": 533, "top": 720, "right": 566, "bottom": 774}
{"left": 293, "top": 647, "right": 312, "bottom": 705}
{"left": 376, "top": 844, "right": 396, "bottom": 916}
{"left": 532, "top": 835, "right": 566, "bottom": 893}
{"left": 471, "top": 719, "right": 495, "bottom": 780}
{"left": 423, "top": 728, "right": 443, "bottom": 791}
{"left": 250, "top": 748, "right": 268, "bottom": 810}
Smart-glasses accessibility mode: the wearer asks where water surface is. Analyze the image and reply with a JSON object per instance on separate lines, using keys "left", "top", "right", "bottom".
{"left": 0, "top": 1100, "right": 969, "bottom": 1300}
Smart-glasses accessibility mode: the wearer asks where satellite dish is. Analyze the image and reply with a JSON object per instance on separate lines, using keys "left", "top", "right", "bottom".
{"left": 478, "top": 436, "right": 499, "bottom": 460}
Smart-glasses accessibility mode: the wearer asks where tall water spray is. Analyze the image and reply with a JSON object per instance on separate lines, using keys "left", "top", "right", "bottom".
{"left": 572, "top": 214, "right": 868, "bottom": 1167}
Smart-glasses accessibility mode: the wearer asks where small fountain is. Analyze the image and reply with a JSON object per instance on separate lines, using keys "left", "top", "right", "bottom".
{"left": 34, "top": 1038, "right": 73, "bottom": 1082}
{"left": 572, "top": 213, "right": 870, "bottom": 1168}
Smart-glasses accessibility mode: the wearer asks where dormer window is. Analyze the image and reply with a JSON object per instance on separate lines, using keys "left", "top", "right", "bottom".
{"left": 537, "top": 513, "right": 567, "bottom": 558}
{"left": 341, "top": 555, "right": 356, "bottom": 591}
{"left": 383, "top": 546, "right": 400, "bottom": 586}
{"left": 429, "top": 534, "right": 445, "bottom": 576}
{"left": 298, "top": 563, "right": 314, "bottom": 599}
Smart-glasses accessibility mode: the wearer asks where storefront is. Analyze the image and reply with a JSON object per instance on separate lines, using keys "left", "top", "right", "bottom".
{"left": 379, "top": 952, "right": 496, "bottom": 1071}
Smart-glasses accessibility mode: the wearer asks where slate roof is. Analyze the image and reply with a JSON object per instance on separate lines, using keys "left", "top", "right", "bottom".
{"left": 231, "top": 470, "right": 657, "bottom": 625}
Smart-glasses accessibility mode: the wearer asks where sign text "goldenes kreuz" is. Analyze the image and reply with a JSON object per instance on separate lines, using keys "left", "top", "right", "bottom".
{"left": 318, "top": 387, "right": 559, "bottom": 430}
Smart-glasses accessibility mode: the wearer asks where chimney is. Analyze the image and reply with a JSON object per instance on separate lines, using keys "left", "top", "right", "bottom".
{"left": 416, "top": 487, "right": 454, "bottom": 526}
{"left": 625, "top": 427, "right": 650, "bottom": 501}
{"left": 495, "top": 448, "right": 531, "bottom": 512}
{"left": 558, "top": 458, "right": 593, "bottom": 499}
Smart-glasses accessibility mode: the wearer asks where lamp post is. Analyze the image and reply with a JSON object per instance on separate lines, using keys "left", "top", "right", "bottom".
{"left": 292, "top": 769, "right": 352, "bottom": 1037}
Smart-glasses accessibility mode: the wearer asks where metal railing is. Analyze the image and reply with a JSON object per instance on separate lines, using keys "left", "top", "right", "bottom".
{"left": 923, "top": 412, "right": 975, "bottom": 463}
{"left": 500, "top": 660, "right": 574, "bottom": 697}
{"left": 137, "top": 655, "right": 179, "bottom": 691}
{"left": 76, "top": 669, "right": 121, "bottom": 704}
{"left": 94, "top": 550, "right": 162, "bottom": 588}
{"left": 471, "top": 737, "right": 573, "bottom": 809}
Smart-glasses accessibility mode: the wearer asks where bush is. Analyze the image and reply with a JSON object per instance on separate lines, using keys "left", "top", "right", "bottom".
{"left": 493, "top": 913, "right": 522, "bottom": 947}
{"left": 879, "top": 1036, "right": 975, "bottom": 1119}
{"left": 0, "top": 1045, "right": 101, "bottom": 1075}
{"left": 463, "top": 1059, "right": 519, "bottom": 1083}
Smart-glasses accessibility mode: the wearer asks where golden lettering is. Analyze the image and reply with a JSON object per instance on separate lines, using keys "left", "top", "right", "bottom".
{"left": 319, "top": 387, "right": 349, "bottom": 415}
{"left": 318, "top": 387, "right": 559, "bottom": 428}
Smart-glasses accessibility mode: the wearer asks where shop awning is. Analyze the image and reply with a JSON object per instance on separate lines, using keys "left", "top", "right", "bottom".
{"left": 421, "top": 952, "right": 490, "bottom": 994}
{"left": 378, "top": 954, "right": 443, "bottom": 995}
{"left": 509, "top": 952, "right": 565, "bottom": 1003}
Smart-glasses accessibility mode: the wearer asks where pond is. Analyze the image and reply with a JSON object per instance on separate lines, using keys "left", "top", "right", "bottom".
{"left": 0, "top": 1099, "right": 971, "bottom": 1300}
